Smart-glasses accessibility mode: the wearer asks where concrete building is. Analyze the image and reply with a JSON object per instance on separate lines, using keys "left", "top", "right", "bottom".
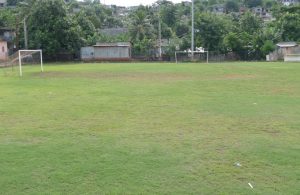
{"left": 0, "top": 40, "right": 8, "bottom": 61}
{"left": 0, "top": 0, "right": 7, "bottom": 7}
{"left": 81, "top": 42, "right": 131, "bottom": 61}
{"left": 0, "top": 28, "right": 15, "bottom": 57}
{"left": 280, "top": 0, "right": 299, "bottom": 6}
{"left": 267, "top": 42, "right": 300, "bottom": 61}
{"left": 211, "top": 4, "right": 225, "bottom": 14}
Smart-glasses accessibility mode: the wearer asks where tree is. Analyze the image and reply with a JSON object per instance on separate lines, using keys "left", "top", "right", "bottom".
{"left": 74, "top": 11, "right": 98, "bottom": 45}
{"left": 275, "top": 6, "right": 300, "bottom": 41}
{"left": 225, "top": 0, "right": 239, "bottom": 13}
{"left": 223, "top": 11, "right": 268, "bottom": 60}
{"left": 244, "top": 0, "right": 263, "bottom": 8}
{"left": 129, "top": 7, "right": 154, "bottom": 41}
{"left": 129, "top": 6, "right": 155, "bottom": 56}
{"left": 261, "top": 40, "right": 275, "bottom": 55}
{"left": 26, "top": 0, "right": 83, "bottom": 56}
{"left": 0, "top": 9, "right": 15, "bottom": 28}
{"left": 159, "top": 1, "right": 177, "bottom": 28}
{"left": 175, "top": 23, "right": 189, "bottom": 38}
{"left": 239, "top": 11, "right": 262, "bottom": 35}
{"left": 195, "top": 13, "right": 231, "bottom": 52}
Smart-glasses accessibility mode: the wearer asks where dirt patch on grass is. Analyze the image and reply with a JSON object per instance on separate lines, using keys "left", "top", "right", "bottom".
{"left": 262, "top": 129, "right": 281, "bottom": 137}
{"left": 34, "top": 71, "right": 193, "bottom": 82}
{"left": 269, "top": 87, "right": 298, "bottom": 96}
{"left": 219, "top": 74, "right": 257, "bottom": 80}
{"left": 1, "top": 136, "right": 47, "bottom": 146}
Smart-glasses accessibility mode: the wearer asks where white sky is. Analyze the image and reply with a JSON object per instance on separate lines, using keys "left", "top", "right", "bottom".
{"left": 101, "top": 0, "right": 185, "bottom": 7}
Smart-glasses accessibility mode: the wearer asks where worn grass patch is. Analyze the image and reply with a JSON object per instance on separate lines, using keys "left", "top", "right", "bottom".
{"left": 0, "top": 62, "right": 299, "bottom": 194}
{"left": 33, "top": 71, "right": 192, "bottom": 82}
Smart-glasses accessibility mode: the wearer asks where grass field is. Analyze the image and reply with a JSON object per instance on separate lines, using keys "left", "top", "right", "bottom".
{"left": 0, "top": 62, "right": 299, "bottom": 194}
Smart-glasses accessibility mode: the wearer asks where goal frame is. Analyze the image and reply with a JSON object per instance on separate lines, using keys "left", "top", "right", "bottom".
{"left": 175, "top": 50, "right": 209, "bottom": 63}
{"left": 18, "top": 49, "right": 43, "bottom": 77}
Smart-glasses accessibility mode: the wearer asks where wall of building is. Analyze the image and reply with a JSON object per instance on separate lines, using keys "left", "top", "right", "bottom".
{"left": 284, "top": 55, "right": 300, "bottom": 62}
{"left": 94, "top": 46, "right": 130, "bottom": 59}
{"left": 0, "top": 41, "right": 8, "bottom": 61}
{"left": 0, "top": 0, "right": 7, "bottom": 7}
{"left": 81, "top": 47, "right": 94, "bottom": 60}
{"left": 81, "top": 46, "right": 131, "bottom": 61}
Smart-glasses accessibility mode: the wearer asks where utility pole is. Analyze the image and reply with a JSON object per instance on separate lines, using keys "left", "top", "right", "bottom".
{"left": 23, "top": 18, "right": 28, "bottom": 49}
{"left": 191, "top": 0, "right": 194, "bottom": 61}
{"left": 158, "top": 16, "right": 162, "bottom": 60}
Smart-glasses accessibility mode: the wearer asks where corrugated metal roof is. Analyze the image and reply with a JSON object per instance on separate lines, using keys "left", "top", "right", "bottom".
{"left": 276, "top": 42, "right": 298, "bottom": 47}
{"left": 94, "top": 42, "right": 131, "bottom": 47}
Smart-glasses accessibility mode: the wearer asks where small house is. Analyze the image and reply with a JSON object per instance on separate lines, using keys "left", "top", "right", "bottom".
{"left": 0, "top": 40, "right": 8, "bottom": 61}
{"left": 0, "top": 27, "right": 15, "bottom": 55}
{"left": 81, "top": 42, "right": 131, "bottom": 61}
{"left": 267, "top": 42, "right": 300, "bottom": 61}
{"left": 0, "top": 0, "right": 7, "bottom": 7}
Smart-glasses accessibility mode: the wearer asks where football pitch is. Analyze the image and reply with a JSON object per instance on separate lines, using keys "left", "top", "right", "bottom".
{"left": 0, "top": 62, "right": 299, "bottom": 194}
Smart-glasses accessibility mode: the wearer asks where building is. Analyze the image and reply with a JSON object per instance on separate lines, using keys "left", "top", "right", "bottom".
{"left": 81, "top": 42, "right": 131, "bottom": 61}
{"left": 267, "top": 42, "right": 300, "bottom": 61}
{"left": 0, "top": 0, "right": 7, "bottom": 7}
{"left": 252, "top": 7, "right": 273, "bottom": 22}
{"left": 0, "top": 28, "right": 15, "bottom": 57}
{"left": 280, "top": 0, "right": 299, "bottom": 6}
{"left": 211, "top": 4, "right": 225, "bottom": 14}
{"left": 0, "top": 40, "right": 8, "bottom": 61}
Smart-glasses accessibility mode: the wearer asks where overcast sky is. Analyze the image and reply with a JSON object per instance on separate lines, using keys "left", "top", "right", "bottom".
{"left": 101, "top": 0, "right": 185, "bottom": 7}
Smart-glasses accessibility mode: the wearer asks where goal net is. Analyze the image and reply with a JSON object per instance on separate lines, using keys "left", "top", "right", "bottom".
{"left": 175, "top": 50, "right": 209, "bottom": 63}
{"left": 1, "top": 50, "right": 43, "bottom": 76}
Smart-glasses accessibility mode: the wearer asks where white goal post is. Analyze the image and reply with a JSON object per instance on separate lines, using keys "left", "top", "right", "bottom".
{"left": 18, "top": 50, "right": 44, "bottom": 77}
{"left": 175, "top": 50, "right": 209, "bottom": 63}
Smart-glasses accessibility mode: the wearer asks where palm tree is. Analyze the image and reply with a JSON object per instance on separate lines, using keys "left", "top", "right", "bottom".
{"left": 129, "top": 9, "right": 154, "bottom": 41}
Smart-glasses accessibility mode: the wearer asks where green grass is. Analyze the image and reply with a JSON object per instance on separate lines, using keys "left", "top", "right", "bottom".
{"left": 0, "top": 62, "right": 299, "bottom": 194}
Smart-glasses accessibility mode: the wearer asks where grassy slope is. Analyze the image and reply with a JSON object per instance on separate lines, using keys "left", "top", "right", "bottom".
{"left": 0, "top": 62, "right": 299, "bottom": 194}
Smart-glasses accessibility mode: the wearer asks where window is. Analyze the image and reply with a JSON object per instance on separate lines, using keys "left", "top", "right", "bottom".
{"left": 2, "top": 46, "right": 4, "bottom": 52}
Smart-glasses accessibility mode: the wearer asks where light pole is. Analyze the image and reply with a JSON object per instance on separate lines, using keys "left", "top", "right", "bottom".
{"left": 191, "top": 0, "right": 194, "bottom": 60}
{"left": 19, "top": 2, "right": 30, "bottom": 49}
{"left": 155, "top": 3, "right": 162, "bottom": 60}
{"left": 23, "top": 17, "right": 28, "bottom": 49}
{"left": 158, "top": 14, "right": 162, "bottom": 60}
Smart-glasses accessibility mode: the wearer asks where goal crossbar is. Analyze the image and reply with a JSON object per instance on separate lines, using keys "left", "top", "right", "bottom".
{"left": 175, "top": 50, "right": 209, "bottom": 63}
{"left": 18, "top": 50, "right": 43, "bottom": 77}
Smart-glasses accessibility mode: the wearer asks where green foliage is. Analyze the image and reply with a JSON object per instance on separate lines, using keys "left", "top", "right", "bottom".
{"left": 239, "top": 11, "right": 263, "bottom": 35}
{"left": 6, "top": 0, "right": 23, "bottom": 6}
{"left": 129, "top": 7, "right": 154, "bottom": 41}
{"left": 261, "top": 40, "right": 275, "bottom": 55}
{"left": 0, "top": 9, "right": 15, "bottom": 28}
{"left": 159, "top": 1, "right": 177, "bottom": 28}
{"left": 223, "top": 11, "right": 268, "bottom": 60}
{"left": 132, "top": 38, "right": 155, "bottom": 56}
{"left": 97, "top": 33, "right": 130, "bottom": 43}
{"left": 281, "top": 14, "right": 300, "bottom": 41}
{"left": 225, "top": 0, "right": 239, "bottom": 13}
{"left": 129, "top": 6, "right": 156, "bottom": 56}
{"left": 74, "top": 12, "right": 98, "bottom": 45}
{"left": 175, "top": 23, "right": 190, "bottom": 38}
{"left": 26, "top": 0, "right": 83, "bottom": 56}
{"left": 1, "top": 0, "right": 298, "bottom": 60}
{"left": 244, "top": 0, "right": 263, "bottom": 8}
{"left": 195, "top": 13, "right": 231, "bottom": 52}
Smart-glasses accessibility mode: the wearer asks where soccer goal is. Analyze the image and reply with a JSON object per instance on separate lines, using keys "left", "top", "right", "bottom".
{"left": 17, "top": 50, "right": 43, "bottom": 76}
{"left": 175, "top": 48, "right": 209, "bottom": 63}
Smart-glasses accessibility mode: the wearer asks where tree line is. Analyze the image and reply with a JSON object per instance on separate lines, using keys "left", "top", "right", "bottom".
{"left": 0, "top": 0, "right": 300, "bottom": 60}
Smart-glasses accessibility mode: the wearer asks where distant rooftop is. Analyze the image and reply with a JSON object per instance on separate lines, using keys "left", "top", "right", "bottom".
{"left": 277, "top": 42, "right": 298, "bottom": 47}
{"left": 94, "top": 42, "right": 131, "bottom": 47}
